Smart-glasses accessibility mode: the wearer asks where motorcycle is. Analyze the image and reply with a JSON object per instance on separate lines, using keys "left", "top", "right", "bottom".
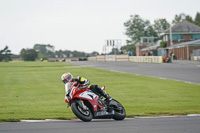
{"left": 65, "top": 82, "right": 126, "bottom": 122}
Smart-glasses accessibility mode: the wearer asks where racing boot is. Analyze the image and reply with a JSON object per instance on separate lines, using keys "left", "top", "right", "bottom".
{"left": 96, "top": 86, "right": 112, "bottom": 105}
{"left": 104, "top": 94, "right": 112, "bottom": 105}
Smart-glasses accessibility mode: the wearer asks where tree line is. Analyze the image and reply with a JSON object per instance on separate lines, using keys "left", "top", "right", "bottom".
{"left": 0, "top": 44, "right": 99, "bottom": 61}
{"left": 20, "top": 44, "right": 99, "bottom": 61}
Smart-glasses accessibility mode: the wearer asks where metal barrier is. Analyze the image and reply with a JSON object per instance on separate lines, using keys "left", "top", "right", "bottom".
{"left": 88, "top": 57, "right": 96, "bottom": 61}
{"left": 96, "top": 55, "right": 105, "bottom": 61}
{"left": 192, "top": 56, "right": 200, "bottom": 61}
{"left": 116, "top": 55, "right": 129, "bottom": 61}
{"left": 105, "top": 55, "right": 116, "bottom": 61}
{"left": 129, "top": 56, "right": 163, "bottom": 63}
{"left": 88, "top": 55, "right": 163, "bottom": 63}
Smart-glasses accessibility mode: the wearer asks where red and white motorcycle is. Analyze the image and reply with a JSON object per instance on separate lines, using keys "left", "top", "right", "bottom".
{"left": 65, "top": 82, "right": 126, "bottom": 122}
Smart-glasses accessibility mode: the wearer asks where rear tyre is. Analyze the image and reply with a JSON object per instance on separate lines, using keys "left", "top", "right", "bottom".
{"left": 110, "top": 99, "right": 126, "bottom": 120}
{"left": 71, "top": 100, "right": 93, "bottom": 122}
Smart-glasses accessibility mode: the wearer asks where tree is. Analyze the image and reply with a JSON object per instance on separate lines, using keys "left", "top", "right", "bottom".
{"left": 54, "top": 50, "right": 89, "bottom": 58}
{"left": 172, "top": 13, "right": 185, "bottom": 24}
{"left": 33, "top": 44, "right": 55, "bottom": 58}
{"left": 71, "top": 50, "right": 86, "bottom": 57}
{"left": 124, "top": 15, "right": 157, "bottom": 45}
{"left": 124, "top": 15, "right": 157, "bottom": 55}
{"left": 194, "top": 12, "right": 200, "bottom": 26}
{"left": 121, "top": 40, "right": 136, "bottom": 56}
{"left": 108, "top": 48, "right": 120, "bottom": 55}
{"left": 20, "top": 48, "right": 38, "bottom": 61}
{"left": 172, "top": 13, "right": 193, "bottom": 24}
{"left": 90, "top": 51, "right": 99, "bottom": 56}
{"left": 153, "top": 19, "right": 170, "bottom": 35}
{"left": 54, "top": 50, "right": 64, "bottom": 58}
{"left": 185, "top": 15, "right": 193, "bottom": 23}
{"left": 0, "top": 46, "right": 12, "bottom": 62}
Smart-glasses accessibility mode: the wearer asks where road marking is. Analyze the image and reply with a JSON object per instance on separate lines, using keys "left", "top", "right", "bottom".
{"left": 20, "top": 114, "right": 200, "bottom": 123}
{"left": 63, "top": 66, "right": 81, "bottom": 68}
{"left": 20, "top": 119, "right": 71, "bottom": 122}
{"left": 135, "top": 114, "right": 200, "bottom": 119}
{"left": 187, "top": 114, "right": 200, "bottom": 116}
{"left": 109, "top": 70, "right": 200, "bottom": 85}
{"left": 110, "top": 70, "right": 126, "bottom": 73}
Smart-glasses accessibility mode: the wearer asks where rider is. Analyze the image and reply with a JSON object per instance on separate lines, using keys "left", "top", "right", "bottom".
{"left": 61, "top": 73, "right": 112, "bottom": 103}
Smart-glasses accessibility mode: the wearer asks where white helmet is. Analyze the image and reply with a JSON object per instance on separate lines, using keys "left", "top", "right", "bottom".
{"left": 61, "top": 73, "right": 73, "bottom": 84}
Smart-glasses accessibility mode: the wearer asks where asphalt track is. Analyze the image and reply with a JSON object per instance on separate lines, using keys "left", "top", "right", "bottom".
{"left": 69, "top": 60, "right": 200, "bottom": 84}
{"left": 1, "top": 116, "right": 200, "bottom": 133}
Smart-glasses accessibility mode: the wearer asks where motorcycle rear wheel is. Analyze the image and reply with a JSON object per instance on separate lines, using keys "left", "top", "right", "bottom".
{"left": 71, "top": 100, "right": 93, "bottom": 122}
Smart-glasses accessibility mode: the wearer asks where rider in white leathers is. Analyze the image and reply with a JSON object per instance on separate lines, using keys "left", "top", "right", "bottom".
{"left": 61, "top": 73, "right": 112, "bottom": 103}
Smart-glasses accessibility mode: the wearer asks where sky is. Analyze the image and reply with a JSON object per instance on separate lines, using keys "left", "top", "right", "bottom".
{"left": 0, "top": 0, "right": 200, "bottom": 54}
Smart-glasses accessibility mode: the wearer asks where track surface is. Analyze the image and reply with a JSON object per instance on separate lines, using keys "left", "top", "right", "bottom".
{"left": 69, "top": 60, "right": 200, "bottom": 84}
{"left": 1, "top": 117, "right": 200, "bottom": 133}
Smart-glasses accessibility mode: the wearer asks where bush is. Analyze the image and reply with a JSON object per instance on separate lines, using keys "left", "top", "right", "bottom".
{"left": 20, "top": 48, "right": 38, "bottom": 61}
{"left": 160, "top": 41, "right": 167, "bottom": 48}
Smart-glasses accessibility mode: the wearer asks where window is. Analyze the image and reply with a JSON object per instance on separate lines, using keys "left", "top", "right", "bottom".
{"left": 172, "top": 34, "right": 184, "bottom": 41}
{"left": 143, "top": 38, "right": 147, "bottom": 43}
{"left": 191, "top": 34, "right": 200, "bottom": 40}
{"left": 163, "top": 35, "right": 168, "bottom": 41}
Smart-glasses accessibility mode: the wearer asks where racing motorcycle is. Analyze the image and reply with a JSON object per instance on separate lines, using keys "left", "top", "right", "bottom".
{"left": 65, "top": 82, "right": 126, "bottom": 122}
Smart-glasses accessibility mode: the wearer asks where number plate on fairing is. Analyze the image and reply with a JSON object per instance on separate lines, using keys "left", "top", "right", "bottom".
{"left": 79, "top": 90, "right": 97, "bottom": 100}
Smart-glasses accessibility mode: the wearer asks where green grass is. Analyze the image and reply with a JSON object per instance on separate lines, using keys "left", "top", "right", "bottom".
{"left": 0, "top": 61, "right": 200, "bottom": 122}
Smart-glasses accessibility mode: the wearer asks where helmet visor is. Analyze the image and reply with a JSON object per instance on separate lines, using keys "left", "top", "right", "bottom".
{"left": 63, "top": 75, "right": 72, "bottom": 83}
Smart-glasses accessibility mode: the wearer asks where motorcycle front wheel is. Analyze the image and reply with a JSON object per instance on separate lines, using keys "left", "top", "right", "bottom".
{"left": 71, "top": 100, "right": 93, "bottom": 122}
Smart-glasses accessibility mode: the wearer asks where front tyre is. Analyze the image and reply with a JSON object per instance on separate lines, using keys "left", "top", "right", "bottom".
{"left": 110, "top": 99, "right": 126, "bottom": 120}
{"left": 71, "top": 100, "right": 93, "bottom": 122}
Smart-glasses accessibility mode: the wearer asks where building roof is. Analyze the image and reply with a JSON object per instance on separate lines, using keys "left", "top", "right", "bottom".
{"left": 141, "top": 40, "right": 161, "bottom": 51}
{"left": 166, "top": 39, "right": 200, "bottom": 49}
{"left": 141, "top": 39, "right": 200, "bottom": 51}
{"left": 164, "top": 20, "right": 200, "bottom": 33}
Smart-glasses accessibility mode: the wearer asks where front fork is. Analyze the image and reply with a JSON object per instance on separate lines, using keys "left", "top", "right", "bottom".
{"left": 76, "top": 100, "right": 88, "bottom": 111}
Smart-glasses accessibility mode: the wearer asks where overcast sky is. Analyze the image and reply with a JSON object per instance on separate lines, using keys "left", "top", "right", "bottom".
{"left": 0, "top": 0, "right": 200, "bottom": 54}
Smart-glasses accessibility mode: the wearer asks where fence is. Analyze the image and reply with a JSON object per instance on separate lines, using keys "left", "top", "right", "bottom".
{"left": 116, "top": 55, "right": 129, "bottom": 61}
{"left": 88, "top": 56, "right": 96, "bottom": 61}
{"left": 96, "top": 55, "right": 105, "bottom": 61}
{"left": 191, "top": 49, "right": 200, "bottom": 61}
{"left": 88, "top": 55, "right": 163, "bottom": 63}
{"left": 105, "top": 55, "right": 116, "bottom": 61}
{"left": 129, "top": 56, "right": 162, "bottom": 63}
{"left": 191, "top": 56, "right": 200, "bottom": 61}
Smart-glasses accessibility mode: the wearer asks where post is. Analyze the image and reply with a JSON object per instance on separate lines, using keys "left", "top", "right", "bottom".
{"left": 170, "top": 25, "right": 173, "bottom": 46}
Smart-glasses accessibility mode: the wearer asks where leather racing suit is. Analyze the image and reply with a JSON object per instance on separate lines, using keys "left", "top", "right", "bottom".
{"left": 65, "top": 76, "right": 111, "bottom": 102}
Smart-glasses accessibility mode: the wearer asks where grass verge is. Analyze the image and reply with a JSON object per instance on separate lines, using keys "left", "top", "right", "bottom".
{"left": 0, "top": 61, "right": 200, "bottom": 122}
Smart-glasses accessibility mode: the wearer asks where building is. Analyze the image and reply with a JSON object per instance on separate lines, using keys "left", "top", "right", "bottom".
{"left": 162, "top": 20, "right": 200, "bottom": 46}
{"left": 166, "top": 39, "right": 200, "bottom": 60}
{"left": 136, "top": 37, "right": 158, "bottom": 56}
{"left": 163, "top": 20, "right": 200, "bottom": 60}
{"left": 138, "top": 20, "right": 200, "bottom": 60}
